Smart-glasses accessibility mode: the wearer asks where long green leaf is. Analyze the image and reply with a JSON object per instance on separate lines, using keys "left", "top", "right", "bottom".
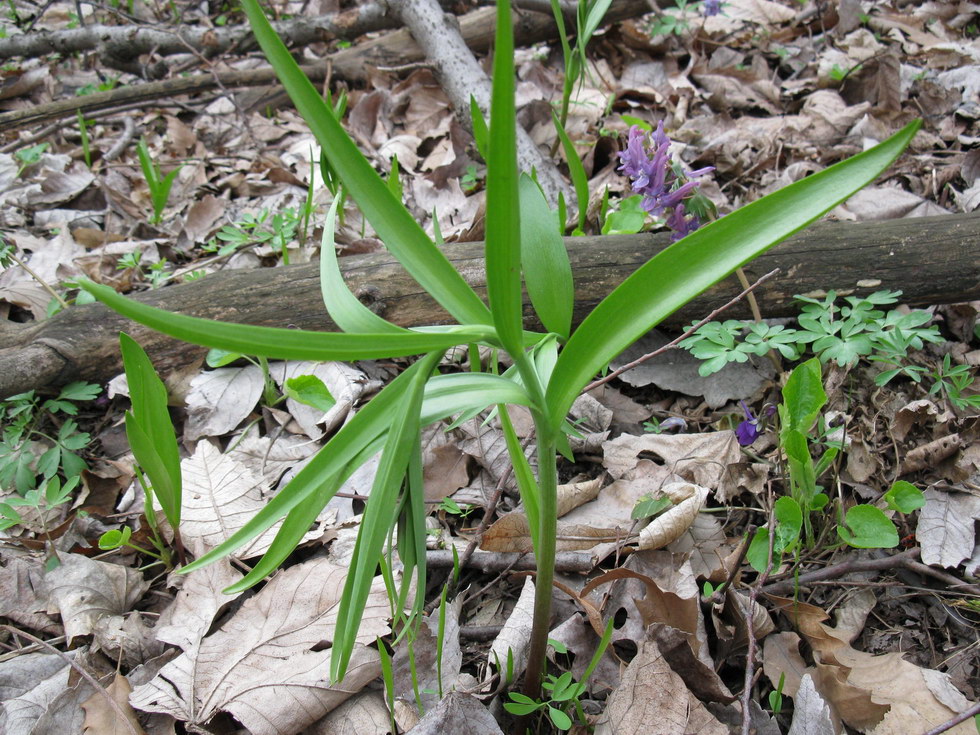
{"left": 546, "top": 120, "right": 921, "bottom": 427}
{"left": 484, "top": 0, "right": 523, "bottom": 355}
{"left": 120, "top": 333, "right": 181, "bottom": 527}
{"left": 552, "top": 112, "right": 589, "bottom": 233}
{"left": 420, "top": 372, "right": 532, "bottom": 424}
{"left": 332, "top": 350, "right": 443, "bottom": 681}
{"left": 319, "top": 196, "right": 407, "bottom": 334}
{"left": 179, "top": 358, "right": 431, "bottom": 575}
{"left": 80, "top": 280, "right": 492, "bottom": 361}
{"left": 499, "top": 405, "right": 539, "bottom": 552}
{"left": 519, "top": 175, "right": 573, "bottom": 339}
{"left": 240, "top": 0, "right": 490, "bottom": 326}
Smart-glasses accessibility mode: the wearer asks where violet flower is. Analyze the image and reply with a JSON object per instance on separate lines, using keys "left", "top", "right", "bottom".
{"left": 703, "top": 0, "right": 722, "bottom": 17}
{"left": 736, "top": 400, "right": 775, "bottom": 446}
{"left": 617, "top": 123, "right": 713, "bottom": 240}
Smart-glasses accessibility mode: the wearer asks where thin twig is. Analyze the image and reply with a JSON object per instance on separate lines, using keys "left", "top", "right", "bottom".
{"left": 1, "top": 625, "right": 142, "bottom": 735}
{"left": 583, "top": 268, "right": 780, "bottom": 394}
{"left": 921, "top": 700, "right": 980, "bottom": 735}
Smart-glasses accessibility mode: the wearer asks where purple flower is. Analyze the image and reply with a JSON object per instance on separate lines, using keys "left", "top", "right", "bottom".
{"left": 703, "top": 0, "right": 722, "bottom": 16}
{"left": 735, "top": 401, "right": 775, "bottom": 446}
{"left": 617, "top": 123, "right": 713, "bottom": 239}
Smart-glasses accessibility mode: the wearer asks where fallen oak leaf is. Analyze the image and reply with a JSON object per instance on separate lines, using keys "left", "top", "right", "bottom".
{"left": 81, "top": 674, "right": 146, "bottom": 735}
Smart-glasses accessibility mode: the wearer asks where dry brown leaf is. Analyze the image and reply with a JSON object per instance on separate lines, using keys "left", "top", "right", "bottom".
{"left": 404, "top": 691, "right": 503, "bottom": 735}
{"left": 81, "top": 674, "right": 146, "bottom": 735}
{"left": 917, "top": 487, "right": 980, "bottom": 568}
{"left": 769, "top": 594, "right": 978, "bottom": 733}
{"left": 154, "top": 560, "right": 244, "bottom": 651}
{"left": 44, "top": 554, "right": 149, "bottom": 644}
{"left": 594, "top": 639, "right": 728, "bottom": 735}
{"left": 183, "top": 365, "right": 264, "bottom": 441}
{"left": 638, "top": 482, "right": 708, "bottom": 550}
{"left": 307, "top": 690, "right": 392, "bottom": 735}
{"left": 130, "top": 557, "right": 389, "bottom": 735}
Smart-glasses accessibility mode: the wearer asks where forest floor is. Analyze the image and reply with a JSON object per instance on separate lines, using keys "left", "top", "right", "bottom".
{"left": 0, "top": 0, "right": 978, "bottom": 733}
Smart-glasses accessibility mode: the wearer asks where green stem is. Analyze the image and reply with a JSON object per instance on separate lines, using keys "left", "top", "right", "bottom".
{"left": 522, "top": 429, "right": 557, "bottom": 700}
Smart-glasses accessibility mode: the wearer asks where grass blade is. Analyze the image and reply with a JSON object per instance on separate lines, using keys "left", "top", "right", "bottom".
{"left": 331, "top": 350, "right": 443, "bottom": 680}
{"left": 552, "top": 112, "right": 589, "bottom": 233}
{"left": 240, "top": 0, "right": 489, "bottom": 326}
{"left": 546, "top": 120, "right": 921, "bottom": 427}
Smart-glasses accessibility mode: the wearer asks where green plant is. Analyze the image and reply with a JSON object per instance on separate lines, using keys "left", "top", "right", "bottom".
{"left": 680, "top": 289, "right": 942, "bottom": 377}
{"left": 0, "top": 382, "right": 100, "bottom": 494}
{"left": 78, "top": 0, "right": 919, "bottom": 700}
{"left": 504, "top": 619, "right": 614, "bottom": 730}
{"left": 98, "top": 334, "right": 184, "bottom": 566}
{"left": 769, "top": 672, "right": 785, "bottom": 714}
{"left": 0, "top": 475, "right": 78, "bottom": 536}
{"left": 746, "top": 360, "right": 904, "bottom": 571}
{"left": 14, "top": 142, "right": 49, "bottom": 177}
{"left": 77, "top": 110, "right": 93, "bottom": 168}
{"left": 205, "top": 207, "right": 302, "bottom": 262}
{"left": 76, "top": 75, "right": 121, "bottom": 97}
{"left": 460, "top": 164, "right": 483, "bottom": 192}
{"left": 927, "top": 354, "right": 980, "bottom": 410}
{"left": 136, "top": 137, "right": 182, "bottom": 225}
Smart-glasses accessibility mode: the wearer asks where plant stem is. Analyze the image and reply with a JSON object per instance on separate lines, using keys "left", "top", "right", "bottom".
{"left": 522, "top": 430, "right": 557, "bottom": 700}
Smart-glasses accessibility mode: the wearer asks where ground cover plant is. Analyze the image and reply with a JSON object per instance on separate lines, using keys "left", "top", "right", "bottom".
{"left": 0, "top": 0, "right": 978, "bottom": 734}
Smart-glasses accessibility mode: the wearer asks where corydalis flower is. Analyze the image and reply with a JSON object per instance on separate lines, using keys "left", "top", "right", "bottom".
{"left": 617, "top": 123, "right": 713, "bottom": 239}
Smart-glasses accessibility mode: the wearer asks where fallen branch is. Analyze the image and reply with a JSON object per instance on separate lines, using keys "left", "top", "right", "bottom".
{"left": 1, "top": 212, "right": 977, "bottom": 399}
{"left": 0, "top": 0, "right": 650, "bottom": 132}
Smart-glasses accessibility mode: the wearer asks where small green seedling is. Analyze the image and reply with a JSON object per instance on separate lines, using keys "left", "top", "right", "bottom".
{"left": 927, "top": 354, "right": 980, "bottom": 410}
{"left": 136, "top": 137, "right": 182, "bottom": 225}
{"left": 747, "top": 360, "right": 906, "bottom": 571}
{"left": 883, "top": 480, "right": 925, "bottom": 513}
{"left": 769, "top": 672, "right": 785, "bottom": 714}
{"left": 14, "top": 142, "right": 49, "bottom": 177}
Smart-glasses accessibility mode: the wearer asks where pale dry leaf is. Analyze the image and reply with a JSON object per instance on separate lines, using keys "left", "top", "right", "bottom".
{"left": 154, "top": 560, "right": 244, "bottom": 651}
{"left": 183, "top": 365, "right": 264, "bottom": 441}
{"left": 638, "top": 482, "right": 709, "bottom": 550}
{"left": 788, "top": 674, "right": 835, "bottom": 735}
{"left": 891, "top": 398, "right": 952, "bottom": 441}
{"left": 917, "top": 487, "right": 980, "bottom": 568}
{"left": 487, "top": 576, "right": 536, "bottom": 680}
{"left": 422, "top": 426, "right": 470, "bottom": 502}
{"left": 762, "top": 632, "right": 809, "bottom": 698}
{"left": 44, "top": 554, "right": 149, "bottom": 643}
{"left": 130, "top": 557, "right": 389, "bottom": 735}
{"left": 602, "top": 432, "right": 741, "bottom": 494}
{"left": 226, "top": 423, "right": 319, "bottom": 487}
{"left": 0, "top": 554, "right": 61, "bottom": 634}
{"left": 180, "top": 193, "right": 226, "bottom": 245}
{"left": 666, "top": 512, "right": 730, "bottom": 580}
{"left": 724, "top": 0, "right": 796, "bottom": 23}
{"left": 307, "top": 690, "right": 392, "bottom": 735}
{"left": 80, "top": 674, "right": 146, "bottom": 735}
{"left": 0, "top": 654, "right": 73, "bottom": 734}
{"left": 404, "top": 691, "right": 503, "bottom": 735}
{"left": 594, "top": 639, "right": 728, "bottom": 735}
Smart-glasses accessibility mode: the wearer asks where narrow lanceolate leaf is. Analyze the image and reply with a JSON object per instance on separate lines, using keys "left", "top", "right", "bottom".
{"left": 319, "top": 196, "right": 406, "bottom": 334}
{"left": 420, "top": 372, "right": 533, "bottom": 424}
{"left": 119, "top": 333, "right": 181, "bottom": 526}
{"left": 240, "top": 0, "right": 489, "bottom": 327}
{"left": 519, "top": 175, "right": 573, "bottom": 339}
{"left": 80, "top": 280, "right": 493, "bottom": 361}
{"left": 484, "top": 0, "right": 523, "bottom": 355}
{"left": 552, "top": 112, "right": 589, "bottom": 233}
{"left": 332, "top": 350, "right": 443, "bottom": 681}
{"left": 546, "top": 120, "right": 922, "bottom": 428}
{"left": 178, "top": 357, "right": 435, "bottom": 576}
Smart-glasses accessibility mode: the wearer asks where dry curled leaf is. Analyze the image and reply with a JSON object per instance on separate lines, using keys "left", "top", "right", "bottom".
{"left": 81, "top": 674, "right": 146, "bottom": 735}
{"left": 638, "top": 482, "right": 708, "bottom": 550}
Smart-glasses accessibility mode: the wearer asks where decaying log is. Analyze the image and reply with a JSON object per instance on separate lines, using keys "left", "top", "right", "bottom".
{"left": 1, "top": 212, "right": 976, "bottom": 399}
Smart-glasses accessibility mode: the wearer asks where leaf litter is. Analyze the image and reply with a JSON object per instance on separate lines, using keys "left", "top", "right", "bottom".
{"left": 0, "top": 0, "right": 978, "bottom": 733}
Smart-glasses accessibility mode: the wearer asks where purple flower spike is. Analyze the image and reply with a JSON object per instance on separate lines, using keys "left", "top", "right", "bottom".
{"left": 617, "top": 123, "right": 713, "bottom": 238}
